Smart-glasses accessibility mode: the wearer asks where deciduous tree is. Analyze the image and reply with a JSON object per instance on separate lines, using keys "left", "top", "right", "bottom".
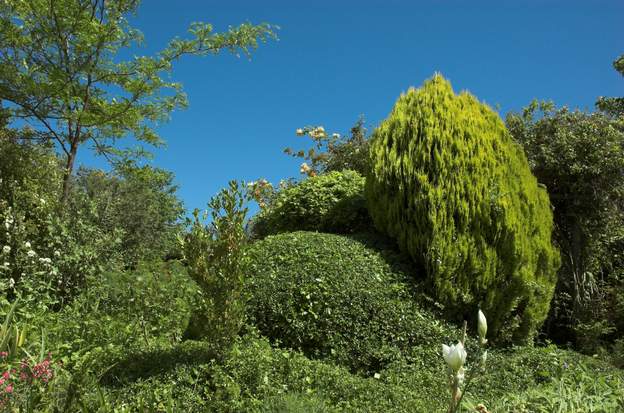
{"left": 0, "top": 0, "right": 275, "bottom": 203}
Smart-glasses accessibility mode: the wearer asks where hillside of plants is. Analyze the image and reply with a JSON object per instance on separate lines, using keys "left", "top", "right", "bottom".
{"left": 1, "top": 2, "right": 624, "bottom": 412}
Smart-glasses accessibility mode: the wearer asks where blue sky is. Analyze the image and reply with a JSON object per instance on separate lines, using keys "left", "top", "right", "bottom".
{"left": 79, "top": 0, "right": 623, "bottom": 213}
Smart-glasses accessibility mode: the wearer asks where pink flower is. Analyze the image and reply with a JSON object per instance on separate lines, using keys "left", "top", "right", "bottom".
{"left": 0, "top": 352, "right": 7, "bottom": 359}
{"left": 4, "top": 385, "right": 12, "bottom": 393}
{"left": 1, "top": 372, "right": 8, "bottom": 380}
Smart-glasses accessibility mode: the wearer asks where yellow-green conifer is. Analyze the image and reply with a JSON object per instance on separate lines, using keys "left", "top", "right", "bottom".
{"left": 366, "top": 74, "right": 560, "bottom": 342}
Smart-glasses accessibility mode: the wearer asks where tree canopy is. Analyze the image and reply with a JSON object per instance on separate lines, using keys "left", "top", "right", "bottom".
{"left": 0, "top": 0, "right": 275, "bottom": 202}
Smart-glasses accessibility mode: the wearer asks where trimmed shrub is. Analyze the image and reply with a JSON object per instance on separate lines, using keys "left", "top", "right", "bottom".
{"left": 251, "top": 170, "right": 370, "bottom": 238}
{"left": 244, "top": 231, "right": 457, "bottom": 373}
{"left": 366, "top": 74, "right": 560, "bottom": 343}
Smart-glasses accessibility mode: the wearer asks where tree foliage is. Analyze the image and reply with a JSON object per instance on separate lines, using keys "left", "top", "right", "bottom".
{"left": 366, "top": 74, "right": 560, "bottom": 343}
{"left": 0, "top": 0, "right": 275, "bottom": 202}
{"left": 507, "top": 101, "right": 624, "bottom": 349}
{"left": 596, "top": 54, "right": 624, "bottom": 119}
{"left": 74, "top": 162, "right": 185, "bottom": 267}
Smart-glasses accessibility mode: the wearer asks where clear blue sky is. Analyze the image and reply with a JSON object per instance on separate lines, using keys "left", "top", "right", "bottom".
{"left": 79, "top": 0, "right": 623, "bottom": 213}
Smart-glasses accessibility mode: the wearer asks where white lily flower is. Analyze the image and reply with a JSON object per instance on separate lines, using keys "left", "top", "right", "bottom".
{"left": 442, "top": 342, "right": 467, "bottom": 372}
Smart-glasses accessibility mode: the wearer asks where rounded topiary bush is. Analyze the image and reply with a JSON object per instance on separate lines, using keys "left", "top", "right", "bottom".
{"left": 244, "top": 231, "right": 456, "bottom": 373}
{"left": 366, "top": 74, "right": 560, "bottom": 343}
{"left": 251, "top": 170, "right": 370, "bottom": 238}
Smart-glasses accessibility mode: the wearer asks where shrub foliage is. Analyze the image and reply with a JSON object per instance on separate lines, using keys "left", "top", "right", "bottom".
{"left": 244, "top": 231, "right": 456, "bottom": 373}
{"left": 366, "top": 74, "right": 560, "bottom": 342}
{"left": 252, "top": 170, "right": 370, "bottom": 238}
{"left": 182, "top": 181, "right": 248, "bottom": 353}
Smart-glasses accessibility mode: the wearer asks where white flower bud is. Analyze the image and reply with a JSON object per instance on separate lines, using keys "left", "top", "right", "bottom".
{"left": 442, "top": 342, "right": 467, "bottom": 373}
{"left": 478, "top": 310, "right": 488, "bottom": 344}
{"left": 24, "top": 241, "right": 31, "bottom": 249}
{"left": 2, "top": 246, "right": 10, "bottom": 254}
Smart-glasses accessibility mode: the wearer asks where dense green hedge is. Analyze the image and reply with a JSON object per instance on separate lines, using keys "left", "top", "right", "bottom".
{"left": 366, "top": 74, "right": 560, "bottom": 343}
{"left": 251, "top": 170, "right": 370, "bottom": 238}
{"left": 243, "top": 231, "right": 456, "bottom": 373}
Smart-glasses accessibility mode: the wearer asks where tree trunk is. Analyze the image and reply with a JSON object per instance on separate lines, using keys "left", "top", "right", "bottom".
{"left": 61, "top": 143, "right": 78, "bottom": 205}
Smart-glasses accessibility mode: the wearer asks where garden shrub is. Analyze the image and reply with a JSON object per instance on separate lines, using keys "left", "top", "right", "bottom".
{"left": 251, "top": 170, "right": 370, "bottom": 238}
{"left": 284, "top": 117, "right": 370, "bottom": 177}
{"left": 366, "top": 74, "right": 560, "bottom": 343}
{"left": 182, "top": 181, "right": 249, "bottom": 354}
{"left": 244, "top": 231, "right": 457, "bottom": 373}
{"left": 0, "top": 135, "right": 121, "bottom": 309}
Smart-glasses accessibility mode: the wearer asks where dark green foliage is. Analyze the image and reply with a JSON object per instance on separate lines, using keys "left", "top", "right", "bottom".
{"left": 251, "top": 170, "right": 370, "bottom": 238}
{"left": 244, "top": 231, "right": 457, "bottom": 373}
{"left": 182, "top": 181, "right": 249, "bottom": 353}
{"left": 507, "top": 102, "right": 624, "bottom": 352}
{"left": 366, "top": 74, "right": 560, "bottom": 343}
{"left": 74, "top": 162, "right": 185, "bottom": 267}
{"left": 596, "top": 54, "right": 624, "bottom": 119}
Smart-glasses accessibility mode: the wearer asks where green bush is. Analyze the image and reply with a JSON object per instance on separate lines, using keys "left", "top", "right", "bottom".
{"left": 251, "top": 170, "right": 370, "bottom": 238}
{"left": 244, "top": 231, "right": 457, "bottom": 373}
{"left": 182, "top": 181, "right": 249, "bottom": 354}
{"left": 366, "top": 74, "right": 560, "bottom": 343}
